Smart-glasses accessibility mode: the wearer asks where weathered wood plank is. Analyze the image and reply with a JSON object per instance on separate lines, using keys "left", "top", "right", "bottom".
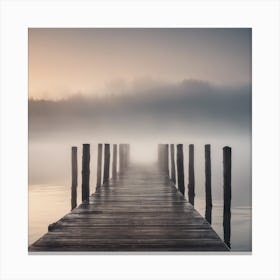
{"left": 29, "top": 164, "right": 229, "bottom": 252}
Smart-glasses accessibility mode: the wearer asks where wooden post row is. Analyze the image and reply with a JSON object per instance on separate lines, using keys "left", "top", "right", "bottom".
{"left": 103, "top": 144, "right": 110, "bottom": 184}
{"left": 170, "top": 144, "right": 176, "bottom": 184}
{"left": 223, "top": 146, "right": 232, "bottom": 248}
{"left": 82, "top": 144, "right": 90, "bottom": 202}
{"left": 163, "top": 144, "right": 169, "bottom": 175}
{"left": 119, "top": 143, "right": 129, "bottom": 173}
{"left": 119, "top": 144, "right": 124, "bottom": 174}
{"left": 158, "top": 144, "right": 169, "bottom": 174}
{"left": 96, "top": 143, "right": 102, "bottom": 189}
{"left": 124, "top": 144, "right": 128, "bottom": 169}
{"left": 71, "top": 146, "right": 77, "bottom": 210}
{"left": 176, "top": 144, "right": 185, "bottom": 195}
{"left": 158, "top": 144, "right": 163, "bottom": 170}
{"left": 126, "top": 144, "right": 130, "bottom": 167}
{"left": 205, "top": 144, "right": 212, "bottom": 224}
{"left": 188, "top": 144, "right": 195, "bottom": 205}
{"left": 112, "top": 144, "right": 117, "bottom": 179}
{"left": 158, "top": 144, "right": 161, "bottom": 168}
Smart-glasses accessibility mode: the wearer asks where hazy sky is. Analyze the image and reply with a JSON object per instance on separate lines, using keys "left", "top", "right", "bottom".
{"left": 28, "top": 28, "right": 251, "bottom": 99}
{"left": 28, "top": 28, "right": 252, "bottom": 209}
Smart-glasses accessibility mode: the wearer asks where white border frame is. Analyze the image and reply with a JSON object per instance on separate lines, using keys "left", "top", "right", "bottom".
{"left": 1, "top": 0, "right": 279, "bottom": 279}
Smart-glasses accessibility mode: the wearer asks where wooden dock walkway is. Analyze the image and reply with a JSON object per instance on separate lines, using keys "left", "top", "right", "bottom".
{"left": 29, "top": 164, "right": 229, "bottom": 252}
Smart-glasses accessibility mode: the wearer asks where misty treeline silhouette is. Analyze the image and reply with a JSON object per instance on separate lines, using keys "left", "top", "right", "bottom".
{"left": 29, "top": 79, "right": 251, "bottom": 139}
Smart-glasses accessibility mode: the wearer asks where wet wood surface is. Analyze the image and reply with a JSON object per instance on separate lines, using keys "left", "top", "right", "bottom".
{"left": 29, "top": 164, "right": 229, "bottom": 252}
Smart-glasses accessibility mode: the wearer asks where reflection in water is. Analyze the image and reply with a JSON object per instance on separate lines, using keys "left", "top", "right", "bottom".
{"left": 196, "top": 198, "right": 251, "bottom": 251}
{"left": 28, "top": 185, "right": 72, "bottom": 245}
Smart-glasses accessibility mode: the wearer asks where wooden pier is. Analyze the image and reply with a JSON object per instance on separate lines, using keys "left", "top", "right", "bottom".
{"left": 29, "top": 143, "right": 230, "bottom": 252}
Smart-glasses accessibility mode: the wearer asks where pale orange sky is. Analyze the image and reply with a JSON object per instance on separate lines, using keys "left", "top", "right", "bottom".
{"left": 28, "top": 28, "right": 251, "bottom": 100}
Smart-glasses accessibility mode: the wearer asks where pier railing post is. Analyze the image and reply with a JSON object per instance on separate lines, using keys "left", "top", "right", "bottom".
{"left": 223, "top": 146, "right": 232, "bottom": 248}
{"left": 158, "top": 144, "right": 160, "bottom": 168}
{"left": 163, "top": 144, "right": 169, "bottom": 175}
{"left": 71, "top": 146, "right": 78, "bottom": 210}
{"left": 176, "top": 144, "right": 185, "bottom": 196}
{"left": 126, "top": 144, "right": 130, "bottom": 168}
{"left": 170, "top": 144, "right": 176, "bottom": 184}
{"left": 96, "top": 143, "right": 102, "bottom": 189}
{"left": 158, "top": 144, "right": 163, "bottom": 170}
{"left": 103, "top": 144, "right": 110, "bottom": 184}
{"left": 119, "top": 144, "right": 124, "bottom": 174}
{"left": 188, "top": 144, "right": 195, "bottom": 205}
{"left": 124, "top": 144, "right": 128, "bottom": 169}
{"left": 205, "top": 144, "right": 212, "bottom": 223}
{"left": 112, "top": 144, "right": 117, "bottom": 179}
{"left": 82, "top": 144, "right": 90, "bottom": 203}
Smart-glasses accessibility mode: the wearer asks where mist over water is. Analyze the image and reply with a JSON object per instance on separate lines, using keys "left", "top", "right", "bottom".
{"left": 29, "top": 80, "right": 251, "bottom": 140}
{"left": 28, "top": 80, "right": 251, "bottom": 250}
{"left": 29, "top": 135, "right": 251, "bottom": 206}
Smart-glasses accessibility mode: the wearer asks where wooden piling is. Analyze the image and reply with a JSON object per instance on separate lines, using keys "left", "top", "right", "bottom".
{"left": 160, "top": 144, "right": 165, "bottom": 172}
{"left": 119, "top": 144, "right": 124, "bottom": 174}
{"left": 82, "top": 144, "right": 90, "bottom": 203}
{"left": 112, "top": 144, "right": 117, "bottom": 179}
{"left": 188, "top": 144, "right": 195, "bottom": 205}
{"left": 120, "top": 143, "right": 129, "bottom": 172}
{"left": 158, "top": 144, "right": 163, "bottom": 170}
{"left": 103, "top": 144, "right": 110, "bottom": 184}
{"left": 163, "top": 144, "right": 169, "bottom": 175}
{"left": 205, "top": 144, "right": 212, "bottom": 224}
{"left": 96, "top": 144, "right": 102, "bottom": 189}
{"left": 170, "top": 144, "right": 176, "bottom": 184}
{"left": 124, "top": 144, "right": 128, "bottom": 169}
{"left": 71, "top": 146, "right": 77, "bottom": 210}
{"left": 126, "top": 144, "right": 130, "bottom": 167}
{"left": 176, "top": 144, "right": 185, "bottom": 196}
{"left": 223, "top": 146, "right": 232, "bottom": 248}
